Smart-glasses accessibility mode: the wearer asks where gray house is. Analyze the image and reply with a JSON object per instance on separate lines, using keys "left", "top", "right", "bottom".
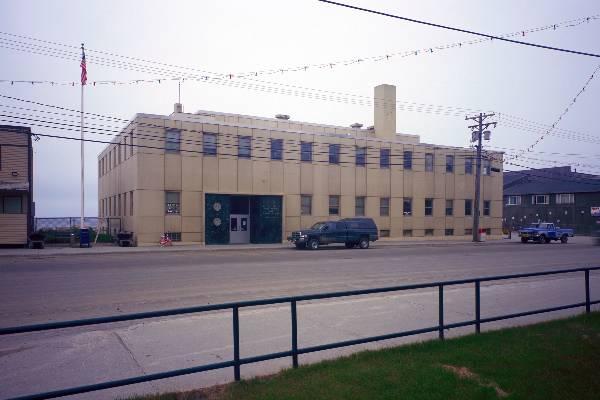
{"left": 503, "top": 166, "right": 600, "bottom": 235}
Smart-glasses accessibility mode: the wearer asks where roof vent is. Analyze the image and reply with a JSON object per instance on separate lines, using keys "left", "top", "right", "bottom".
{"left": 366, "top": 125, "right": 375, "bottom": 130}
{"left": 275, "top": 114, "right": 290, "bottom": 120}
{"left": 350, "top": 123, "right": 363, "bottom": 129}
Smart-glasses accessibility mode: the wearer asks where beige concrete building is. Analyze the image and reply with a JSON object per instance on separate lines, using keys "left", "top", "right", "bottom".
{"left": 0, "top": 125, "right": 33, "bottom": 246}
{"left": 98, "top": 84, "right": 503, "bottom": 245}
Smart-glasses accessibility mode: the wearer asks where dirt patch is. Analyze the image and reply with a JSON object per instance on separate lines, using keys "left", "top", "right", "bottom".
{"left": 441, "top": 364, "right": 509, "bottom": 398}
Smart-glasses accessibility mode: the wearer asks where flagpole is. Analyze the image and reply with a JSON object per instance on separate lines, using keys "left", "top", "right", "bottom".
{"left": 80, "top": 43, "right": 85, "bottom": 229}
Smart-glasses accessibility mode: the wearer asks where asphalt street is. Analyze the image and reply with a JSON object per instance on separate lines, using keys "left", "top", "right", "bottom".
{"left": 0, "top": 239, "right": 599, "bottom": 399}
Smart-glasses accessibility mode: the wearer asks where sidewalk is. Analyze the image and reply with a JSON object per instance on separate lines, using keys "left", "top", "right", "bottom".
{"left": 0, "top": 237, "right": 515, "bottom": 258}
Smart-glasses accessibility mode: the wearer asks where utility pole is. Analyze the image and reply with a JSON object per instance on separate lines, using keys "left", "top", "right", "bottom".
{"left": 466, "top": 113, "right": 496, "bottom": 242}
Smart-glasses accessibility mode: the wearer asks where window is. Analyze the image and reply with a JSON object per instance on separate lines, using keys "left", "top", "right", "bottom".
{"left": 445, "top": 229, "right": 454, "bottom": 236}
{"left": 465, "top": 199, "right": 473, "bottom": 216}
{"left": 403, "top": 198, "right": 412, "bottom": 216}
{"left": 485, "top": 228, "right": 491, "bottom": 235}
{"left": 356, "top": 147, "right": 366, "bottom": 166}
{"left": 532, "top": 195, "right": 549, "bottom": 205}
{"left": 329, "top": 144, "right": 340, "bottom": 164}
{"left": 301, "top": 141, "right": 312, "bottom": 162}
{"left": 329, "top": 195, "right": 340, "bottom": 215}
{"left": 301, "top": 195, "right": 312, "bottom": 215}
{"left": 403, "top": 229, "right": 413, "bottom": 237}
{"left": 355, "top": 196, "right": 365, "bottom": 216}
{"left": 270, "top": 138, "right": 283, "bottom": 160}
{"left": 403, "top": 151, "right": 412, "bottom": 170}
{"left": 380, "top": 229, "right": 390, "bottom": 238}
{"left": 425, "top": 229, "right": 434, "bottom": 236}
{"left": 556, "top": 193, "right": 574, "bottom": 204}
{"left": 464, "top": 228, "right": 473, "bottom": 235}
{"left": 165, "top": 129, "right": 181, "bottom": 152}
{"left": 129, "top": 131, "right": 134, "bottom": 156}
{"left": 117, "top": 194, "right": 122, "bottom": 216}
{"left": 380, "top": 148, "right": 390, "bottom": 168}
{"left": 166, "top": 191, "right": 180, "bottom": 214}
{"left": 483, "top": 200, "right": 491, "bottom": 216}
{"left": 380, "top": 197, "right": 390, "bottom": 216}
{"left": 2, "top": 196, "right": 22, "bottom": 214}
{"left": 446, "top": 155, "right": 454, "bottom": 173}
{"left": 166, "top": 232, "right": 181, "bottom": 242}
{"left": 130, "top": 191, "right": 134, "bottom": 216}
{"left": 238, "top": 136, "right": 251, "bottom": 158}
{"left": 465, "top": 157, "right": 473, "bottom": 175}
{"left": 425, "top": 198, "right": 433, "bottom": 216}
{"left": 483, "top": 159, "right": 491, "bottom": 175}
{"left": 506, "top": 195, "right": 521, "bottom": 206}
{"left": 203, "top": 133, "right": 217, "bottom": 156}
{"left": 118, "top": 142, "right": 121, "bottom": 164}
{"left": 445, "top": 200, "right": 453, "bottom": 216}
{"left": 425, "top": 153, "right": 434, "bottom": 172}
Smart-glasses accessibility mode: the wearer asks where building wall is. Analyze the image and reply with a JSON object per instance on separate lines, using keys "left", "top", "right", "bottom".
{"left": 98, "top": 114, "right": 503, "bottom": 244}
{"left": 0, "top": 126, "right": 32, "bottom": 245}
{"left": 503, "top": 192, "right": 600, "bottom": 235}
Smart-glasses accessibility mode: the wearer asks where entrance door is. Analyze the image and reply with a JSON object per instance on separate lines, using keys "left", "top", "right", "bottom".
{"left": 230, "top": 214, "right": 250, "bottom": 244}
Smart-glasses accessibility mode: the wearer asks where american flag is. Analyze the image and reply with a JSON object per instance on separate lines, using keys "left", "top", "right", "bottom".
{"left": 80, "top": 44, "right": 87, "bottom": 86}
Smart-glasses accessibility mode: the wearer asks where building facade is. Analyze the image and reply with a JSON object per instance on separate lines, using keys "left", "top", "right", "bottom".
{"left": 0, "top": 125, "right": 33, "bottom": 246}
{"left": 98, "top": 85, "right": 503, "bottom": 245}
{"left": 503, "top": 166, "right": 600, "bottom": 235}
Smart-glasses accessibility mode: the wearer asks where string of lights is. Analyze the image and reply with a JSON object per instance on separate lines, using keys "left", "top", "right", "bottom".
{"left": 1, "top": 13, "right": 598, "bottom": 80}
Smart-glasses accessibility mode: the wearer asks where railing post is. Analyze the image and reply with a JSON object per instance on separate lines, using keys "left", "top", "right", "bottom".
{"left": 475, "top": 280, "right": 481, "bottom": 333}
{"left": 232, "top": 306, "right": 240, "bottom": 381}
{"left": 438, "top": 284, "right": 444, "bottom": 340}
{"left": 585, "top": 270, "right": 591, "bottom": 314}
{"left": 291, "top": 300, "right": 298, "bottom": 368}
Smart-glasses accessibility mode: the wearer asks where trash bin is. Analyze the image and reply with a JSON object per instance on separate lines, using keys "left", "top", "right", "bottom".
{"left": 479, "top": 228, "right": 487, "bottom": 242}
{"left": 80, "top": 228, "right": 91, "bottom": 248}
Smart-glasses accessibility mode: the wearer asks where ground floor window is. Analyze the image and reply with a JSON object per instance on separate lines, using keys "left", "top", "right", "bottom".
{"left": 403, "top": 229, "right": 412, "bottom": 237}
{"left": 379, "top": 229, "right": 390, "bottom": 237}
{"left": 1, "top": 195, "right": 23, "bottom": 214}
{"left": 166, "top": 232, "right": 181, "bottom": 241}
{"left": 329, "top": 195, "right": 340, "bottom": 215}
{"left": 301, "top": 195, "right": 312, "bottom": 215}
{"left": 445, "top": 229, "right": 454, "bottom": 236}
{"left": 166, "top": 191, "right": 181, "bottom": 214}
{"left": 425, "top": 229, "right": 434, "bottom": 236}
{"left": 355, "top": 196, "right": 365, "bottom": 216}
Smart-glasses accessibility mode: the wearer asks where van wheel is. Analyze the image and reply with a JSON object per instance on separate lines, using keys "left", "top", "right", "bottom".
{"left": 544, "top": 236, "right": 551, "bottom": 244}
{"left": 560, "top": 235, "right": 568, "bottom": 244}
{"left": 308, "top": 239, "right": 319, "bottom": 250}
{"left": 358, "top": 237, "right": 370, "bottom": 249}
{"left": 344, "top": 242, "right": 355, "bottom": 249}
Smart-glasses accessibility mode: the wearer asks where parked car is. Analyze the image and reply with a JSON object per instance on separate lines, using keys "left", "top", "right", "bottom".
{"left": 288, "top": 218, "right": 379, "bottom": 249}
{"left": 518, "top": 222, "right": 574, "bottom": 244}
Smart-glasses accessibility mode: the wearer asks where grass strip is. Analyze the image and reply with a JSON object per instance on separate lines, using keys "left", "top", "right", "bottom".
{"left": 121, "top": 312, "right": 600, "bottom": 400}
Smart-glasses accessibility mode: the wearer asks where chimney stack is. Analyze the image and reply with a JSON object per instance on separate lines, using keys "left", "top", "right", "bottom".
{"left": 374, "top": 84, "right": 396, "bottom": 139}
{"left": 174, "top": 103, "right": 183, "bottom": 113}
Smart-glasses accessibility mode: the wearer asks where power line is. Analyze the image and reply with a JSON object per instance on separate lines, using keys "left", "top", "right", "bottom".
{"left": 319, "top": 0, "right": 600, "bottom": 58}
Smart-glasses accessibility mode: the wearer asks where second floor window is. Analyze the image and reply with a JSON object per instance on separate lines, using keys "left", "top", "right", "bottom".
{"left": 403, "top": 151, "right": 412, "bottom": 170}
{"left": 329, "top": 144, "right": 340, "bottom": 164}
{"left": 425, "top": 153, "right": 434, "bottom": 172}
{"left": 270, "top": 139, "right": 283, "bottom": 160}
{"left": 165, "top": 129, "right": 181, "bottom": 152}
{"left": 483, "top": 159, "right": 491, "bottom": 175}
{"left": 301, "top": 142, "right": 312, "bottom": 162}
{"left": 446, "top": 155, "right": 454, "bottom": 173}
{"left": 203, "top": 133, "right": 217, "bottom": 156}
{"left": 238, "top": 136, "right": 251, "bottom": 158}
{"left": 483, "top": 200, "right": 491, "bottom": 216}
{"left": 465, "top": 157, "right": 473, "bottom": 174}
{"left": 380, "top": 148, "right": 390, "bottom": 168}
{"left": 165, "top": 191, "right": 180, "bottom": 214}
{"left": 356, "top": 147, "right": 366, "bottom": 166}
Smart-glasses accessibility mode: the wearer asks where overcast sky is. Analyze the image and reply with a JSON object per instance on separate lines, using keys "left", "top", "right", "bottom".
{"left": 0, "top": 0, "right": 599, "bottom": 217}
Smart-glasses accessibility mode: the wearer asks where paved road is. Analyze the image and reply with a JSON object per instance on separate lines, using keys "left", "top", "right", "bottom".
{"left": 1, "top": 239, "right": 599, "bottom": 399}
{"left": 0, "top": 238, "right": 598, "bottom": 326}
